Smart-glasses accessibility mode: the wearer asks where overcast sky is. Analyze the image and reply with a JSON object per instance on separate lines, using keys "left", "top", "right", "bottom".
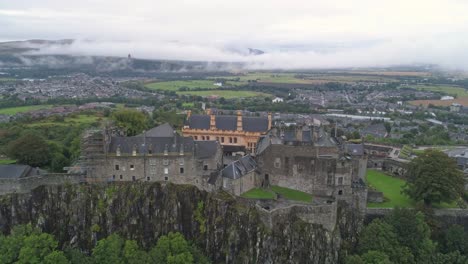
{"left": 2, "top": 0, "right": 468, "bottom": 69}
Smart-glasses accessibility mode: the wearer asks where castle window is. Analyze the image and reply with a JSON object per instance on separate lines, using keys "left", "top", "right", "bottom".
{"left": 234, "top": 137, "right": 238, "bottom": 143}
{"left": 221, "top": 137, "right": 225, "bottom": 143}
{"left": 112, "top": 175, "right": 115, "bottom": 180}
{"left": 206, "top": 136, "right": 210, "bottom": 140}
{"left": 164, "top": 177, "right": 168, "bottom": 181}
{"left": 115, "top": 165, "right": 120, "bottom": 170}
{"left": 148, "top": 149, "right": 152, "bottom": 155}
{"left": 202, "top": 136, "right": 205, "bottom": 140}
{"left": 180, "top": 167, "right": 184, "bottom": 174}
{"left": 229, "top": 137, "right": 233, "bottom": 143}
{"left": 119, "top": 175, "right": 123, "bottom": 180}
{"left": 327, "top": 174, "right": 333, "bottom": 185}
{"left": 194, "top": 136, "right": 198, "bottom": 140}
{"left": 274, "top": 158, "right": 281, "bottom": 168}
{"left": 163, "top": 159, "right": 169, "bottom": 165}
{"left": 132, "top": 176, "right": 136, "bottom": 181}
{"left": 179, "top": 158, "right": 184, "bottom": 166}
{"left": 146, "top": 177, "right": 150, "bottom": 181}
{"left": 338, "top": 177, "right": 343, "bottom": 185}
{"left": 150, "top": 166, "right": 156, "bottom": 174}
{"left": 203, "top": 165, "right": 208, "bottom": 171}
{"left": 338, "top": 190, "right": 343, "bottom": 195}
{"left": 130, "top": 164, "right": 134, "bottom": 170}
{"left": 149, "top": 159, "right": 157, "bottom": 165}
{"left": 164, "top": 168, "right": 169, "bottom": 174}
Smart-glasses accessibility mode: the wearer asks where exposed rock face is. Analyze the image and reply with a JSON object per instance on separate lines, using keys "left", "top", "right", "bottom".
{"left": 0, "top": 183, "right": 361, "bottom": 263}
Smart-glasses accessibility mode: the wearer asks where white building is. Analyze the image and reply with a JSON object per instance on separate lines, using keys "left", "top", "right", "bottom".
{"left": 272, "top": 97, "right": 284, "bottom": 103}
{"left": 441, "top": 96, "right": 455, "bottom": 100}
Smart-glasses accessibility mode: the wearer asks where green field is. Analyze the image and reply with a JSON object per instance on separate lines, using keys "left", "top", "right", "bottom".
{"left": 0, "top": 159, "right": 16, "bottom": 165}
{"left": 241, "top": 188, "right": 276, "bottom": 199}
{"left": 366, "top": 169, "right": 459, "bottom": 208}
{"left": 27, "top": 114, "right": 104, "bottom": 127}
{"left": 0, "top": 78, "right": 15, "bottom": 82}
{"left": 178, "top": 90, "right": 268, "bottom": 98}
{"left": 408, "top": 84, "right": 468, "bottom": 97}
{"left": 242, "top": 185, "right": 313, "bottom": 202}
{"left": 145, "top": 80, "right": 247, "bottom": 91}
{"left": 0, "top": 105, "right": 53, "bottom": 115}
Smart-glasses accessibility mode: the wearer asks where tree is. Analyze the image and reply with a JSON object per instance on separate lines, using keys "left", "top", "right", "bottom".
{"left": 404, "top": 149, "right": 465, "bottom": 206}
{"left": 150, "top": 232, "right": 194, "bottom": 264}
{"left": 92, "top": 234, "right": 125, "bottom": 264}
{"left": 43, "top": 251, "right": 70, "bottom": 264}
{"left": 384, "top": 208, "right": 434, "bottom": 261}
{"left": 123, "top": 240, "right": 150, "bottom": 264}
{"left": 17, "top": 233, "right": 59, "bottom": 264}
{"left": 442, "top": 225, "right": 468, "bottom": 255}
{"left": 111, "top": 109, "right": 148, "bottom": 136}
{"left": 7, "top": 133, "right": 51, "bottom": 167}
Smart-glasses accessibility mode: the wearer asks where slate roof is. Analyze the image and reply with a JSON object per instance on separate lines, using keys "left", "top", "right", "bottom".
{"left": 186, "top": 114, "right": 269, "bottom": 132}
{"left": 194, "top": 141, "right": 219, "bottom": 159}
{"left": 0, "top": 165, "right": 40, "bottom": 179}
{"left": 137, "top": 123, "right": 174, "bottom": 137}
{"left": 108, "top": 134, "right": 194, "bottom": 154}
{"left": 222, "top": 155, "right": 257, "bottom": 180}
{"left": 345, "top": 144, "right": 364, "bottom": 156}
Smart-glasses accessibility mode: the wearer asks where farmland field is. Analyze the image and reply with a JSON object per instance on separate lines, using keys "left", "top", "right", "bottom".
{"left": 408, "top": 97, "right": 468, "bottom": 107}
{"left": 145, "top": 80, "right": 246, "bottom": 91}
{"left": 178, "top": 90, "right": 269, "bottom": 98}
{"left": 407, "top": 84, "right": 468, "bottom": 97}
{"left": 0, "top": 105, "right": 53, "bottom": 115}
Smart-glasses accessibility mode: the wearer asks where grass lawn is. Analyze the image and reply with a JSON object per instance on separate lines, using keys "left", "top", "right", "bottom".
{"left": 366, "top": 169, "right": 460, "bottom": 208}
{"left": 271, "top": 185, "right": 313, "bottom": 203}
{"left": 366, "top": 169, "right": 413, "bottom": 208}
{"left": 0, "top": 105, "right": 53, "bottom": 115}
{"left": 0, "top": 159, "right": 16, "bottom": 165}
{"left": 241, "top": 185, "right": 313, "bottom": 203}
{"left": 241, "top": 188, "right": 276, "bottom": 199}
{"left": 182, "top": 102, "right": 194, "bottom": 108}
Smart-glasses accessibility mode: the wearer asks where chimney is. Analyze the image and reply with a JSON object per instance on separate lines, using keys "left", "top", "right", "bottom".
{"left": 295, "top": 125, "right": 303, "bottom": 142}
{"left": 210, "top": 113, "right": 216, "bottom": 130}
{"left": 236, "top": 110, "right": 243, "bottom": 131}
{"left": 267, "top": 112, "right": 272, "bottom": 130}
{"left": 312, "top": 126, "right": 318, "bottom": 142}
{"left": 206, "top": 108, "right": 211, "bottom": 115}
{"left": 187, "top": 110, "right": 192, "bottom": 120}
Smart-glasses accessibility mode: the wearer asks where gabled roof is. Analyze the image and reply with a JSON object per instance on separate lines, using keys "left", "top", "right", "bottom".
{"left": 222, "top": 155, "right": 257, "bottom": 180}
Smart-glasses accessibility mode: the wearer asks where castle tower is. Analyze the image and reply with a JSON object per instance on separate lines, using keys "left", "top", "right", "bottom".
{"left": 236, "top": 110, "right": 243, "bottom": 131}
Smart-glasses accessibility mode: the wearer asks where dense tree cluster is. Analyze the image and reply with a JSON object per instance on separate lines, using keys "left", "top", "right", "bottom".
{"left": 347, "top": 208, "right": 468, "bottom": 264}
{"left": 0, "top": 225, "right": 209, "bottom": 264}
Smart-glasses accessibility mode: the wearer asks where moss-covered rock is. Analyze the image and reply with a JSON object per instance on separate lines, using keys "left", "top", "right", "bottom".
{"left": 0, "top": 182, "right": 361, "bottom": 263}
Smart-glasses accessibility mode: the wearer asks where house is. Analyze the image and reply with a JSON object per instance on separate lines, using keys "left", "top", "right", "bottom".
{"left": 272, "top": 97, "right": 284, "bottom": 103}
{"left": 219, "top": 155, "right": 257, "bottom": 196}
{"left": 361, "top": 123, "right": 388, "bottom": 138}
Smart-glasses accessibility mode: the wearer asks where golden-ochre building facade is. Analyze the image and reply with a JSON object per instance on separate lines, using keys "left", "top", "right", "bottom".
{"left": 182, "top": 109, "right": 272, "bottom": 153}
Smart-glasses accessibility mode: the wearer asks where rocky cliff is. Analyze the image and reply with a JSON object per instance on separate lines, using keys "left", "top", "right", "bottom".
{"left": 0, "top": 183, "right": 361, "bottom": 264}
